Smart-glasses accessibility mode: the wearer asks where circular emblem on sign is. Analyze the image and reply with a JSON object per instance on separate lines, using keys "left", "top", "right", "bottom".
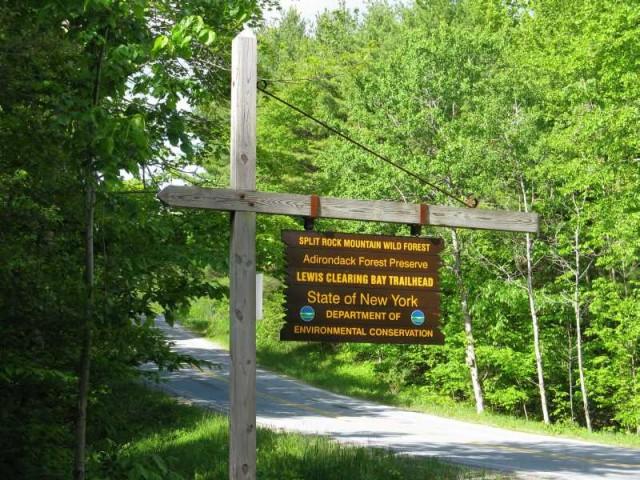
{"left": 299, "top": 305, "right": 315, "bottom": 322}
{"left": 411, "top": 309, "right": 425, "bottom": 326}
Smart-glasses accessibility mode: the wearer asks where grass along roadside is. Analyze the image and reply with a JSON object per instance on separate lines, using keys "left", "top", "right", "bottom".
{"left": 180, "top": 291, "right": 640, "bottom": 449}
{"left": 89, "top": 382, "right": 509, "bottom": 480}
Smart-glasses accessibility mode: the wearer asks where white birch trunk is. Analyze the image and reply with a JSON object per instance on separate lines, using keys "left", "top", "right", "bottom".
{"left": 450, "top": 228, "right": 484, "bottom": 414}
{"left": 520, "top": 179, "right": 550, "bottom": 424}
{"left": 573, "top": 222, "right": 592, "bottom": 432}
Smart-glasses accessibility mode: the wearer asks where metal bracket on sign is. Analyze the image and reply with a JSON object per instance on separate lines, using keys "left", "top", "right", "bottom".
{"left": 302, "top": 194, "right": 320, "bottom": 231}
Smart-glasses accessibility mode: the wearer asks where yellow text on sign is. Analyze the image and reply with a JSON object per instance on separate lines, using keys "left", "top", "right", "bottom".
{"left": 293, "top": 324, "right": 434, "bottom": 338}
{"left": 296, "top": 271, "right": 435, "bottom": 288}
{"left": 297, "top": 236, "right": 432, "bottom": 252}
{"left": 306, "top": 290, "right": 420, "bottom": 307}
{"left": 302, "top": 254, "right": 431, "bottom": 270}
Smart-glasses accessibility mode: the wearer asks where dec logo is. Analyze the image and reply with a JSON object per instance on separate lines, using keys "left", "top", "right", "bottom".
{"left": 299, "top": 306, "right": 315, "bottom": 322}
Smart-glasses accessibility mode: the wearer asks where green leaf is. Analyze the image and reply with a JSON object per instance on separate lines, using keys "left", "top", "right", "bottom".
{"left": 152, "top": 35, "right": 169, "bottom": 54}
{"left": 199, "top": 29, "right": 216, "bottom": 46}
{"left": 179, "top": 35, "right": 192, "bottom": 49}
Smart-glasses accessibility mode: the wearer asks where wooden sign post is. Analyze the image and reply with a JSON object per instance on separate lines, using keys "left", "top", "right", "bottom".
{"left": 157, "top": 29, "right": 539, "bottom": 480}
{"left": 229, "top": 29, "right": 256, "bottom": 480}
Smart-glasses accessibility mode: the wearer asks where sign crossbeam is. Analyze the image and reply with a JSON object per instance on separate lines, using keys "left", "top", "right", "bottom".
{"left": 158, "top": 185, "right": 539, "bottom": 234}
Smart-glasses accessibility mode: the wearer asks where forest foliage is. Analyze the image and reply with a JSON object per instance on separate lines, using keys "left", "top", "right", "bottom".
{"left": 244, "top": 0, "right": 640, "bottom": 435}
{"left": 1, "top": 0, "right": 639, "bottom": 477}
{"left": 0, "top": 0, "right": 265, "bottom": 477}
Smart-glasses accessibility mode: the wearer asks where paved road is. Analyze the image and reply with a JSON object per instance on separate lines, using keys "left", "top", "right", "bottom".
{"left": 146, "top": 318, "right": 640, "bottom": 480}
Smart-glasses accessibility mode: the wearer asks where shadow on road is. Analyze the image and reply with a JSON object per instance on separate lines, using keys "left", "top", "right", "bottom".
{"left": 146, "top": 318, "right": 640, "bottom": 480}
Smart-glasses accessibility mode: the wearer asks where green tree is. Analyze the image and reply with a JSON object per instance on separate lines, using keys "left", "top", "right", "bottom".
{"left": 0, "top": 0, "right": 264, "bottom": 477}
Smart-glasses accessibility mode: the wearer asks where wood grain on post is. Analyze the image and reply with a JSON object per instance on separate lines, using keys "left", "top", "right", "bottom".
{"left": 229, "top": 29, "right": 257, "bottom": 480}
{"left": 158, "top": 186, "right": 539, "bottom": 234}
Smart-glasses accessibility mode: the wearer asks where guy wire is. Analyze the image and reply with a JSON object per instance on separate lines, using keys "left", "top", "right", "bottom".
{"left": 257, "top": 80, "right": 475, "bottom": 208}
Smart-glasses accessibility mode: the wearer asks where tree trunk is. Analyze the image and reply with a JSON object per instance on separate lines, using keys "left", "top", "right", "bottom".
{"left": 631, "top": 354, "right": 638, "bottom": 435}
{"left": 520, "top": 179, "right": 550, "bottom": 424}
{"left": 73, "top": 30, "right": 106, "bottom": 480}
{"left": 450, "top": 228, "right": 484, "bottom": 414}
{"left": 573, "top": 222, "right": 592, "bottom": 432}
{"left": 73, "top": 181, "right": 95, "bottom": 480}
{"left": 525, "top": 232, "right": 550, "bottom": 424}
{"left": 568, "top": 323, "right": 575, "bottom": 422}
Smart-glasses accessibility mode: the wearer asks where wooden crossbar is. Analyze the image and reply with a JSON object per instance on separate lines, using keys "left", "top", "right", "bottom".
{"left": 158, "top": 185, "right": 539, "bottom": 233}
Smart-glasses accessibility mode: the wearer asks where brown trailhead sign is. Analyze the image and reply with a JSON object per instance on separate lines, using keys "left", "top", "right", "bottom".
{"left": 280, "top": 231, "right": 444, "bottom": 344}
